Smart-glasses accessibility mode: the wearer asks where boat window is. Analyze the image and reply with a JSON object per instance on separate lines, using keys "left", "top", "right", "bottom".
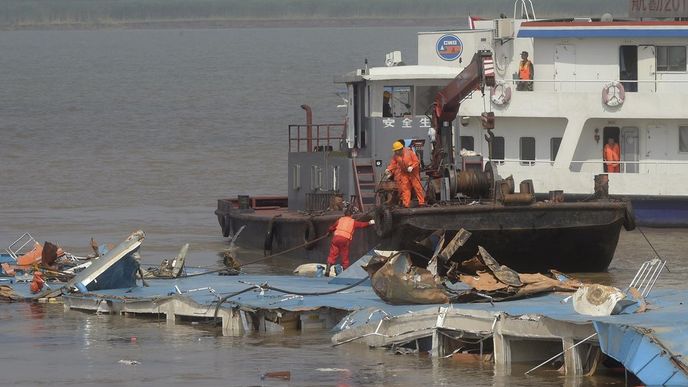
{"left": 550, "top": 137, "right": 562, "bottom": 161}
{"left": 383, "top": 86, "right": 413, "bottom": 117}
{"left": 292, "top": 164, "right": 301, "bottom": 190}
{"left": 415, "top": 85, "right": 441, "bottom": 117}
{"left": 619, "top": 45, "right": 638, "bottom": 92}
{"left": 310, "top": 165, "right": 322, "bottom": 190}
{"left": 332, "top": 166, "right": 340, "bottom": 191}
{"left": 520, "top": 137, "right": 535, "bottom": 165}
{"left": 491, "top": 136, "right": 505, "bottom": 160}
{"left": 680, "top": 126, "right": 688, "bottom": 152}
{"left": 657, "top": 46, "right": 687, "bottom": 72}
{"left": 460, "top": 136, "right": 474, "bottom": 151}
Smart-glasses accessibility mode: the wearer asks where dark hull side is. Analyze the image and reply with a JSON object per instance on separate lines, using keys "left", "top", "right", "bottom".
{"left": 216, "top": 200, "right": 629, "bottom": 273}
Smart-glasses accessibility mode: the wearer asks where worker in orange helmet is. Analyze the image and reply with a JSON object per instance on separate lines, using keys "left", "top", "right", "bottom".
{"left": 386, "top": 141, "right": 425, "bottom": 208}
{"left": 603, "top": 137, "right": 621, "bottom": 173}
{"left": 325, "top": 206, "right": 374, "bottom": 275}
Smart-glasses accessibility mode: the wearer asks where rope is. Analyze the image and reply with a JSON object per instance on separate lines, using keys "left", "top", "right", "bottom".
{"left": 212, "top": 275, "right": 370, "bottom": 323}
{"left": 240, "top": 233, "right": 330, "bottom": 266}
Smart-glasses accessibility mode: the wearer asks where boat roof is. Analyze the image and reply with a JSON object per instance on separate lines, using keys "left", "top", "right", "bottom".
{"left": 518, "top": 20, "right": 688, "bottom": 38}
{"left": 335, "top": 65, "right": 462, "bottom": 83}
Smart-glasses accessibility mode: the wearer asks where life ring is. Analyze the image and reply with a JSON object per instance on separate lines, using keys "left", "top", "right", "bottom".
{"left": 602, "top": 81, "right": 625, "bottom": 107}
{"left": 623, "top": 201, "right": 636, "bottom": 231}
{"left": 264, "top": 216, "right": 278, "bottom": 256}
{"left": 373, "top": 206, "right": 394, "bottom": 238}
{"left": 490, "top": 81, "right": 512, "bottom": 106}
{"left": 303, "top": 218, "right": 317, "bottom": 250}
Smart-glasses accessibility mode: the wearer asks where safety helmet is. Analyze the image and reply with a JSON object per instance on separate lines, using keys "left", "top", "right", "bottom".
{"left": 383, "top": 91, "right": 391, "bottom": 98}
{"left": 392, "top": 141, "right": 404, "bottom": 151}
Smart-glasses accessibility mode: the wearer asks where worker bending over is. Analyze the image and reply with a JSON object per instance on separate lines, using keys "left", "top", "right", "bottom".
{"left": 603, "top": 137, "right": 621, "bottom": 173}
{"left": 326, "top": 207, "right": 374, "bottom": 275}
{"left": 386, "top": 141, "right": 425, "bottom": 208}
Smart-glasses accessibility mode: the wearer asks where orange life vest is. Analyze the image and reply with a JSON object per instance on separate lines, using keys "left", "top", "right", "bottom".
{"left": 334, "top": 216, "right": 355, "bottom": 240}
{"left": 604, "top": 143, "right": 620, "bottom": 166}
{"left": 519, "top": 60, "right": 532, "bottom": 80}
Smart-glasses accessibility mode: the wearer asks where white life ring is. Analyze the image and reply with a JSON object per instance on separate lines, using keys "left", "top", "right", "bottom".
{"left": 490, "top": 81, "right": 512, "bottom": 106}
{"left": 602, "top": 81, "right": 625, "bottom": 107}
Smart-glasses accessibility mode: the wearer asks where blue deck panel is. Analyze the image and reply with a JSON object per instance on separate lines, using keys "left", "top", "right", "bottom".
{"left": 54, "top": 272, "right": 688, "bottom": 385}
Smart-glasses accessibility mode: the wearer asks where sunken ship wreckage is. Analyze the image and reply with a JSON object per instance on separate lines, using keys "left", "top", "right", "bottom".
{"left": 216, "top": 50, "right": 635, "bottom": 273}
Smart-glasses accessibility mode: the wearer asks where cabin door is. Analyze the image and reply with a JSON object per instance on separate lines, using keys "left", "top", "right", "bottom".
{"left": 621, "top": 127, "right": 639, "bottom": 173}
{"left": 554, "top": 45, "right": 576, "bottom": 92}
{"left": 638, "top": 45, "right": 656, "bottom": 93}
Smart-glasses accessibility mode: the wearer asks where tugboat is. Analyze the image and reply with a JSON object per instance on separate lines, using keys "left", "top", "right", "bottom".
{"left": 217, "top": 5, "right": 637, "bottom": 273}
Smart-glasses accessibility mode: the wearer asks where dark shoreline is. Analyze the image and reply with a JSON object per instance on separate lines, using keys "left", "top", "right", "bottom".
{"left": 1, "top": 17, "right": 472, "bottom": 31}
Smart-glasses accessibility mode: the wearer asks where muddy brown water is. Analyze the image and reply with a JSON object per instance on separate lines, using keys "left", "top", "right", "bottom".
{"left": 1, "top": 26, "right": 686, "bottom": 386}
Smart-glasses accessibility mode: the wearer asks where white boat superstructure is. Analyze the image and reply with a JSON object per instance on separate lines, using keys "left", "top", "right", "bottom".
{"left": 328, "top": 1, "right": 688, "bottom": 224}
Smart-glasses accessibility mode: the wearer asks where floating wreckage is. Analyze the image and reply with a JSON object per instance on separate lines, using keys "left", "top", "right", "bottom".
{"left": 364, "top": 229, "right": 581, "bottom": 305}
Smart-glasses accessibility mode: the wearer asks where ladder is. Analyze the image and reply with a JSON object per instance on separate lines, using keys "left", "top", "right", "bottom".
{"left": 352, "top": 160, "right": 377, "bottom": 211}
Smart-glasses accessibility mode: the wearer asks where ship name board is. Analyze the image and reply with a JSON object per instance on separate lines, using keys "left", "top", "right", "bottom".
{"left": 629, "top": 0, "right": 688, "bottom": 17}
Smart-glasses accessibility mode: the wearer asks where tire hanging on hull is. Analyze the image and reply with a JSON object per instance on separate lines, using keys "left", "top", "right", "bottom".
{"left": 303, "top": 218, "right": 317, "bottom": 250}
{"left": 374, "top": 206, "right": 394, "bottom": 238}
{"left": 624, "top": 201, "right": 636, "bottom": 231}
{"left": 264, "top": 216, "right": 278, "bottom": 256}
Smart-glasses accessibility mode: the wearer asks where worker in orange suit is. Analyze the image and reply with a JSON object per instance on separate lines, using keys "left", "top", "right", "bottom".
{"left": 517, "top": 51, "right": 534, "bottom": 91}
{"left": 386, "top": 141, "right": 426, "bottom": 208}
{"left": 325, "top": 206, "right": 374, "bottom": 275}
{"left": 603, "top": 137, "right": 621, "bottom": 173}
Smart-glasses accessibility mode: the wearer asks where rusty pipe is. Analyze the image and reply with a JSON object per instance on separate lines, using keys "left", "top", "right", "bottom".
{"left": 301, "top": 104, "right": 313, "bottom": 152}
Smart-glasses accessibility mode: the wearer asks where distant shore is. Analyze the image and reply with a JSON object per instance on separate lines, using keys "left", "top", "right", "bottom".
{"left": 1, "top": 17, "right": 472, "bottom": 31}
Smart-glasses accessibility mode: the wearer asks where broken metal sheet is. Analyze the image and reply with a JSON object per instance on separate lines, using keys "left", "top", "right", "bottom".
{"left": 66, "top": 230, "right": 144, "bottom": 292}
{"left": 438, "top": 229, "right": 472, "bottom": 263}
{"left": 144, "top": 244, "right": 188, "bottom": 279}
{"left": 477, "top": 246, "right": 522, "bottom": 287}
{"left": 365, "top": 253, "right": 450, "bottom": 305}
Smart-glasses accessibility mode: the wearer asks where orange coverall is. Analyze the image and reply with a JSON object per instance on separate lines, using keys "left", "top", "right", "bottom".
{"left": 327, "top": 216, "right": 370, "bottom": 269}
{"left": 604, "top": 143, "right": 621, "bottom": 173}
{"left": 388, "top": 147, "right": 425, "bottom": 207}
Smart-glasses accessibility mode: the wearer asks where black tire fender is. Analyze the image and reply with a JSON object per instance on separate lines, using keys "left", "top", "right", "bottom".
{"left": 264, "top": 216, "right": 278, "bottom": 256}
{"left": 623, "top": 201, "right": 636, "bottom": 231}
{"left": 303, "top": 218, "right": 317, "bottom": 250}
{"left": 374, "top": 206, "right": 394, "bottom": 238}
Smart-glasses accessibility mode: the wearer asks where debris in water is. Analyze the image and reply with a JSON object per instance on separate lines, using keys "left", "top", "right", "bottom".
{"left": 118, "top": 359, "right": 141, "bottom": 366}
{"left": 261, "top": 371, "right": 291, "bottom": 380}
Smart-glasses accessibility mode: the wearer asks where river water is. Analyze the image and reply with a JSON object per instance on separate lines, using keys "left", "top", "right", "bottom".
{"left": 0, "top": 26, "right": 686, "bottom": 386}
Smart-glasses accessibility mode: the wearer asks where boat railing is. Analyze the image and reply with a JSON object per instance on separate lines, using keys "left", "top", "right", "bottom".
{"left": 289, "top": 123, "right": 346, "bottom": 153}
{"left": 570, "top": 159, "right": 688, "bottom": 173}
{"left": 494, "top": 158, "right": 688, "bottom": 173}
{"left": 509, "top": 78, "right": 688, "bottom": 92}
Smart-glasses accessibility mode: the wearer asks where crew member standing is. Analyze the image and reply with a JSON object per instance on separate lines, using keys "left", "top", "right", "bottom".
{"left": 325, "top": 207, "right": 374, "bottom": 275}
{"left": 518, "top": 51, "right": 534, "bottom": 91}
{"left": 604, "top": 137, "right": 621, "bottom": 173}
{"left": 383, "top": 91, "right": 393, "bottom": 117}
{"left": 386, "top": 141, "right": 425, "bottom": 208}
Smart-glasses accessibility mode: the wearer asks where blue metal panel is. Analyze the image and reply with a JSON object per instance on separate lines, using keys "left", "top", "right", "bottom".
{"left": 594, "top": 321, "right": 688, "bottom": 386}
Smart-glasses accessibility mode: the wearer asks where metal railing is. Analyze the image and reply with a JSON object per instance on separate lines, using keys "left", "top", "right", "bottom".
{"left": 493, "top": 158, "right": 688, "bottom": 173}
{"left": 288, "top": 124, "right": 346, "bottom": 153}
{"left": 508, "top": 78, "right": 688, "bottom": 90}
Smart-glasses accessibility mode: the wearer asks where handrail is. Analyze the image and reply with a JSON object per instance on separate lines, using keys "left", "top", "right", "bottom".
{"left": 510, "top": 79, "right": 688, "bottom": 84}
{"left": 288, "top": 123, "right": 346, "bottom": 153}
{"left": 495, "top": 158, "right": 688, "bottom": 166}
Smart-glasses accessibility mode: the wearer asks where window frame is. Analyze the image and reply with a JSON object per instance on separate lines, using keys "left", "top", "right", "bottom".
{"left": 383, "top": 85, "right": 414, "bottom": 117}
{"left": 519, "top": 136, "right": 536, "bottom": 166}
{"left": 656, "top": 45, "right": 687, "bottom": 73}
{"left": 550, "top": 137, "right": 562, "bottom": 161}
{"left": 679, "top": 126, "right": 688, "bottom": 153}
